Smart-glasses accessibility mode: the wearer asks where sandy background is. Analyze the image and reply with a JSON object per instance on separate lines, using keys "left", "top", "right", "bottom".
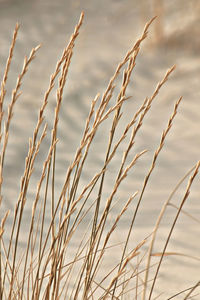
{"left": 0, "top": 0, "right": 200, "bottom": 298}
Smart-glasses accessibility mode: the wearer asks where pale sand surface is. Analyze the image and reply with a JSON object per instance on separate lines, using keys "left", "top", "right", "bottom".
{"left": 0, "top": 0, "right": 200, "bottom": 298}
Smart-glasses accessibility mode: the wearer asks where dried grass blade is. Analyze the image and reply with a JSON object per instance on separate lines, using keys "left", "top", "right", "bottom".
{"left": 148, "top": 160, "right": 200, "bottom": 299}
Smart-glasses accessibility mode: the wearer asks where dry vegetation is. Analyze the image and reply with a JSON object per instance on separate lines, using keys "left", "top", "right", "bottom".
{"left": 0, "top": 12, "right": 199, "bottom": 300}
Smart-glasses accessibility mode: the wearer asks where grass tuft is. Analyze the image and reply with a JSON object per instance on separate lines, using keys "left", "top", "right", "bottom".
{"left": 0, "top": 12, "right": 199, "bottom": 300}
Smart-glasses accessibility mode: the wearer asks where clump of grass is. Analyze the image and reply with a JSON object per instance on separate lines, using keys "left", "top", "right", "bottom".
{"left": 0, "top": 12, "right": 199, "bottom": 300}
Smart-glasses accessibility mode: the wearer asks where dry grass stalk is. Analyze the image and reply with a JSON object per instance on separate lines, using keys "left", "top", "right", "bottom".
{"left": 101, "top": 239, "right": 146, "bottom": 299}
{"left": 166, "top": 283, "right": 200, "bottom": 300}
{"left": 0, "top": 23, "right": 19, "bottom": 147}
{"left": 148, "top": 160, "right": 200, "bottom": 299}
{"left": 142, "top": 163, "right": 197, "bottom": 299}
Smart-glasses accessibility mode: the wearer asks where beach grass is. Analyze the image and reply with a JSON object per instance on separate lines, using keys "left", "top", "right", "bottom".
{"left": 0, "top": 12, "right": 199, "bottom": 300}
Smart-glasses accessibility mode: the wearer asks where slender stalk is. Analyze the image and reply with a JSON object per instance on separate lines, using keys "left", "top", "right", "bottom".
{"left": 142, "top": 164, "right": 196, "bottom": 300}
{"left": 148, "top": 161, "right": 200, "bottom": 299}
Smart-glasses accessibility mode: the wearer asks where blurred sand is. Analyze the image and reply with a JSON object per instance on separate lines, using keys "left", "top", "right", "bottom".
{"left": 0, "top": 0, "right": 200, "bottom": 298}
